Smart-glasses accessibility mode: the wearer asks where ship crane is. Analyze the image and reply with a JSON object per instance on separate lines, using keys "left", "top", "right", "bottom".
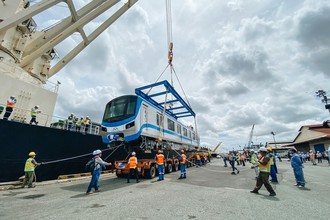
{"left": 0, "top": 0, "right": 137, "bottom": 124}
{"left": 247, "top": 124, "right": 255, "bottom": 149}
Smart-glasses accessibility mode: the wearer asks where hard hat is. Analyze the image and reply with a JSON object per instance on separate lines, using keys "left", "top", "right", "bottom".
{"left": 28, "top": 152, "right": 36, "bottom": 156}
{"left": 10, "top": 95, "right": 15, "bottom": 99}
{"left": 180, "top": 149, "right": 184, "bottom": 153}
{"left": 267, "top": 147, "right": 272, "bottom": 152}
{"left": 309, "top": 150, "right": 312, "bottom": 152}
{"left": 80, "top": 116, "right": 83, "bottom": 119}
{"left": 158, "top": 150, "right": 163, "bottom": 153}
{"left": 250, "top": 149, "right": 254, "bottom": 152}
{"left": 93, "top": 149, "right": 102, "bottom": 155}
{"left": 86, "top": 116, "right": 89, "bottom": 118}
{"left": 259, "top": 147, "right": 267, "bottom": 152}
{"left": 71, "top": 113, "right": 74, "bottom": 115}
{"left": 291, "top": 147, "right": 297, "bottom": 152}
{"left": 132, "top": 152, "right": 136, "bottom": 156}
{"left": 35, "top": 105, "right": 39, "bottom": 108}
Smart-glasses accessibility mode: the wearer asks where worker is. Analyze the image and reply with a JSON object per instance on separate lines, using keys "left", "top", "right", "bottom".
{"left": 22, "top": 152, "right": 41, "bottom": 188}
{"left": 29, "top": 105, "right": 41, "bottom": 125}
{"left": 67, "top": 113, "right": 74, "bottom": 130}
{"left": 222, "top": 152, "right": 228, "bottom": 167}
{"left": 250, "top": 147, "right": 276, "bottom": 196}
{"left": 3, "top": 95, "right": 17, "bottom": 120}
{"left": 195, "top": 152, "right": 201, "bottom": 167}
{"left": 230, "top": 151, "right": 240, "bottom": 175}
{"left": 250, "top": 150, "right": 259, "bottom": 179}
{"left": 155, "top": 150, "right": 165, "bottom": 181}
{"left": 76, "top": 116, "right": 84, "bottom": 132}
{"left": 84, "top": 116, "right": 91, "bottom": 134}
{"left": 86, "top": 149, "right": 111, "bottom": 195}
{"left": 178, "top": 150, "right": 187, "bottom": 179}
{"left": 290, "top": 147, "right": 305, "bottom": 188}
{"left": 127, "top": 152, "right": 139, "bottom": 183}
{"left": 310, "top": 150, "right": 316, "bottom": 165}
{"left": 267, "top": 147, "right": 278, "bottom": 183}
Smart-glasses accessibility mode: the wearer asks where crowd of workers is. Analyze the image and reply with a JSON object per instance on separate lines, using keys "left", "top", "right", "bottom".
{"left": 21, "top": 144, "right": 330, "bottom": 197}
{"left": 66, "top": 113, "right": 91, "bottom": 133}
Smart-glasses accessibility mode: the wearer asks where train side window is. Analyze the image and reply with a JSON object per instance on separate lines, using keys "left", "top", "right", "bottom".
{"left": 167, "top": 118, "right": 175, "bottom": 131}
{"left": 189, "top": 131, "right": 191, "bottom": 139}
{"left": 177, "top": 124, "right": 181, "bottom": 135}
{"left": 183, "top": 127, "right": 188, "bottom": 137}
{"left": 157, "top": 113, "right": 164, "bottom": 127}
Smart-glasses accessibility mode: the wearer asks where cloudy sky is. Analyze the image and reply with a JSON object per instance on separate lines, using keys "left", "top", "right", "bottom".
{"left": 36, "top": 0, "right": 330, "bottom": 151}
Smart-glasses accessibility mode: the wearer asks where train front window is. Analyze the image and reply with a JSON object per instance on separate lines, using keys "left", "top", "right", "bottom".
{"left": 103, "top": 96, "right": 137, "bottom": 122}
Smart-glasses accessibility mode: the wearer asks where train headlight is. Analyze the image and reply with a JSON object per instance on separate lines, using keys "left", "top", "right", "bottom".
{"left": 125, "top": 121, "right": 135, "bottom": 129}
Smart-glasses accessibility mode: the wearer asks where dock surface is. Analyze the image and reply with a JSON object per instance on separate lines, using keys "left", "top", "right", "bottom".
{"left": 1, "top": 159, "right": 330, "bottom": 220}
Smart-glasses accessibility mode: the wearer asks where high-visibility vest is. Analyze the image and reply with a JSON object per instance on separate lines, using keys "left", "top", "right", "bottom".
{"left": 156, "top": 154, "right": 164, "bottom": 165}
{"left": 6, "top": 100, "right": 15, "bottom": 108}
{"left": 196, "top": 155, "right": 200, "bottom": 160}
{"left": 181, "top": 154, "right": 186, "bottom": 164}
{"left": 310, "top": 153, "right": 315, "bottom": 159}
{"left": 68, "top": 116, "right": 74, "bottom": 123}
{"left": 129, "top": 156, "right": 137, "bottom": 169}
{"left": 24, "top": 158, "right": 35, "bottom": 172}
{"left": 258, "top": 157, "right": 271, "bottom": 173}
{"left": 269, "top": 157, "right": 274, "bottom": 165}
{"left": 76, "top": 119, "right": 83, "bottom": 126}
{"left": 31, "top": 108, "right": 37, "bottom": 117}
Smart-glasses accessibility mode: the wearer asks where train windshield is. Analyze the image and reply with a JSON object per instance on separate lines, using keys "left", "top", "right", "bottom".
{"left": 103, "top": 95, "right": 137, "bottom": 123}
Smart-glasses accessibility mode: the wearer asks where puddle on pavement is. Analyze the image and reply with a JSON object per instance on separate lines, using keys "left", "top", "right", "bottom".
{"left": 21, "top": 194, "right": 45, "bottom": 199}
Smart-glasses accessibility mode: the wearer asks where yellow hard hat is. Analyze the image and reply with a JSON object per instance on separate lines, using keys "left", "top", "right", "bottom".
{"left": 267, "top": 147, "right": 272, "bottom": 152}
{"left": 28, "top": 152, "right": 36, "bottom": 156}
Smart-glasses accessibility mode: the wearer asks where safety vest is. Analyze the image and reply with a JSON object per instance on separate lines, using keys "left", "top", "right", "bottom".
{"left": 258, "top": 157, "right": 271, "bottom": 173}
{"left": 196, "top": 154, "right": 200, "bottom": 160}
{"left": 68, "top": 116, "right": 74, "bottom": 123}
{"left": 310, "top": 153, "right": 315, "bottom": 159}
{"left": 156, "top": 154, "right": 164, "bottom": 165}
{"left": 129, "top": 156, "right": 137, "bottom": 169}
{"left": 31, "top": 108, "right": 37, "bottom": 117}
{"left": 181, "top": 154, "right": 187, "bottom": 164}
{"left": 76, "top": 119, "right": 83, "bottom": 126}
{"left": 24, "top": 158, "right": 35, "bottom": 172}
{"left": 269, "top": 157, "right": 274, "bottom": 165}
{"left": 6, "top": 100, "right": 15, "bottom": 108}
{"left": 85, "top": 119, "right": 91, "bottom": 125}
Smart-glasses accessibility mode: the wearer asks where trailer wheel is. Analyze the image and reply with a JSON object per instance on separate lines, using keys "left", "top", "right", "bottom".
{"left": 145, "top": 166, "right": 156, "bottom": 179}
{"left": 173, "top": 163, "right": 179, "bottom": 172}
{"left": 166, "top": 163, "right": 172, "bottom": 173}
{"left": 116, "top": 170, "right": 123, "bottom": 178}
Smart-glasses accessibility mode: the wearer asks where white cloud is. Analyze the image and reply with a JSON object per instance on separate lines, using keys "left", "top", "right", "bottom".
{"left": 43, "top": 0, "right": 330, "bottom": 150}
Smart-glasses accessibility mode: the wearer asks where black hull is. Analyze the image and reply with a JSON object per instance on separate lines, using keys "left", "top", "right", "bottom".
{"left": 0, "top": 119, "right": 126, "bottom": 182}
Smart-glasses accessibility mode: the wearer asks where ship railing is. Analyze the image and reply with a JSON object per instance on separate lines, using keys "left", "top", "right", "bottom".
{"left": 0, "top": 102, "right": 100, "bottom": 135}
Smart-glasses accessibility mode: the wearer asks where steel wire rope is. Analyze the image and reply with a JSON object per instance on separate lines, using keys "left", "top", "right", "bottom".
{"left": 172, "top": 149, "right": 236, "bottom": 174}
{"left": 41, "top": 142, "right": 123, "bottom": 164}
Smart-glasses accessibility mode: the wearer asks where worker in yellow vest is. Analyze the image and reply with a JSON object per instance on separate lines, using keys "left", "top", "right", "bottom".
{"left": 127, "top": 152, "right": 139, "bottom": 183}
{"left": 155, "top": 150, "right": 165, "bottom": 181}
{"left": 76, "top": 116, "right": 84, "bottom": 132}
{"left": 67, "top": 113, "right": 74, "bottom": 130}
{"left": 22, "top": 152, "right": 41, "bottom": 188}
{"left": 29, "top": 105, "right": 41, "bottom": 125}
{"left": 250, "top": 147, "right": 276, "bottom": 196}
{"left": 84, "top": 116, "right": 91, "bottom": 134}
{"left": 178, "top": 150, "right": 187, "bottom": 179}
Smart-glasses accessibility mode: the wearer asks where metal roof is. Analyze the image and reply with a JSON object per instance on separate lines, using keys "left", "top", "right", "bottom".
{"left": 135, "top": 80, "right": 195, "bottom": 119}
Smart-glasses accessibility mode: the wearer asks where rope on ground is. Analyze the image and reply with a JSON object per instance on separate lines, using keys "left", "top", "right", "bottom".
{"left": 172, "top": 148, "right": 239, "bottom": 174}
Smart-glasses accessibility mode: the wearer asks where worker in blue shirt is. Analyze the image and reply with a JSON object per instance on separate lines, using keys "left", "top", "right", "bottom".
{"left": 290, "top": 147, "right": 305, "bottom": 188}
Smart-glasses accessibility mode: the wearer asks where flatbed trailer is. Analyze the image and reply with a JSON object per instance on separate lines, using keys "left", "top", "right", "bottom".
{"left": 114, "top": 158, "right": 180, "bottom": 179}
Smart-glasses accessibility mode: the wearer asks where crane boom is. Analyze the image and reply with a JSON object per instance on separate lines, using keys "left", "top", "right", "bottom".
{"left": 247, "top": 124, "right": 255, "bottom": 149}
{"left": 212, "top": 142, "right": 222, "bottom": 152}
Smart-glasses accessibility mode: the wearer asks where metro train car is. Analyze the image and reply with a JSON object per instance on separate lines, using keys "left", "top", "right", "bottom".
{"left": 100, "top": 81, "right": 199, "bottom": 158}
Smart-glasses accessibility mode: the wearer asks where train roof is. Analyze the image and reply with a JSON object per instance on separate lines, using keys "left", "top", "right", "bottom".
{"left": 135, "top": 80, "right": 196, "bottom": 119}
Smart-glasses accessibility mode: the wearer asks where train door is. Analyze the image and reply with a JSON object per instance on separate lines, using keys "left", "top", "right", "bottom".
{"left": 141, "top": 104, "right": 148, "bottom": 130}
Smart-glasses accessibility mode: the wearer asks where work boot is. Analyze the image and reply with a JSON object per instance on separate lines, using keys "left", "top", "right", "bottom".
{"left": 178, "top": 176, "right": 183, "bottom": 179}
{"left": 183, "top": 176, "right": 186, "bottom": 179}
{"left": 269, "top": 192, "right": 276, "bottom": 196}
{"left": 136, "top": 180, "right": 140, "bottom": 183}
{"left": 250, "top": 190, "right": 259, "bottom": 194}
{"left": 231, "top": 172, "right": 236, "bottom": 175}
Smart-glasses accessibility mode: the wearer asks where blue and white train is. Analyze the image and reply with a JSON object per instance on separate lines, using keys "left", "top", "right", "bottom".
{"left": 100, "top": 81, "right": 199, "bottom": 156}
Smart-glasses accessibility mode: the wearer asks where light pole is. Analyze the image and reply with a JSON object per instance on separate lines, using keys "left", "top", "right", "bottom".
{"left": 270, "top": 131, "right": 277, "bottom": 149}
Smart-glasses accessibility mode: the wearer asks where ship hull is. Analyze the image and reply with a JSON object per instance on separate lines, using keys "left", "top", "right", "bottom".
{"left": 0, "top": 119, "right": 117, "bottom": 182}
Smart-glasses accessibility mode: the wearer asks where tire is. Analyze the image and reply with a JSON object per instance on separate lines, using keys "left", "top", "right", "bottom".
{"left": 173, "top": 163, "right": 179, "bottom": 172}
{"left": 166, "top": 163, "right": 173, "bottom": 173}
{"left": 145, "top": 166, "right": 156, "bottom": 179}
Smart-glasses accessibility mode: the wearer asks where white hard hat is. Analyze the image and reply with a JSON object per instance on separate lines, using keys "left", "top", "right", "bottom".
{"left": 35, "top": 105, "right": 39, "bottom": 108}
{"left": 259, "top": 147, "right": 267, "bottom": 152}
{"left": 93, "top": 149, "right": 102, "bottom": 155}
{"left": 86, "top": 116, "right": 89, "bottom": 118}
{"left": 250, "top": 149, "right": 254, "bottom": 152}
{"left": 132, "top": 152, "right": 136, "bottom": 156}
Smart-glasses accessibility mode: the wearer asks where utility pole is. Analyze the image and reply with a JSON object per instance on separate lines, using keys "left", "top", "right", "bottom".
{"left": 271, "top": 131, "right": 277, "bottom": 149}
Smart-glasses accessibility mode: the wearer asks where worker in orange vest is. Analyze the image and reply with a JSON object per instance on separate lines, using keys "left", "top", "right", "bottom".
{"left": 195, "top": 153, "right": 201, "bottom": 167}
{"left": 155, "top": 150, "right": 165, "bottom": 181}
{"left": 178, "top": 150, "right": 187, "bottom": 179}
{"left": 127, "top": 152, "right": 139, "bottom": 183}
{"left": 3, "top": 95, "right": 17, "bottom": 120}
